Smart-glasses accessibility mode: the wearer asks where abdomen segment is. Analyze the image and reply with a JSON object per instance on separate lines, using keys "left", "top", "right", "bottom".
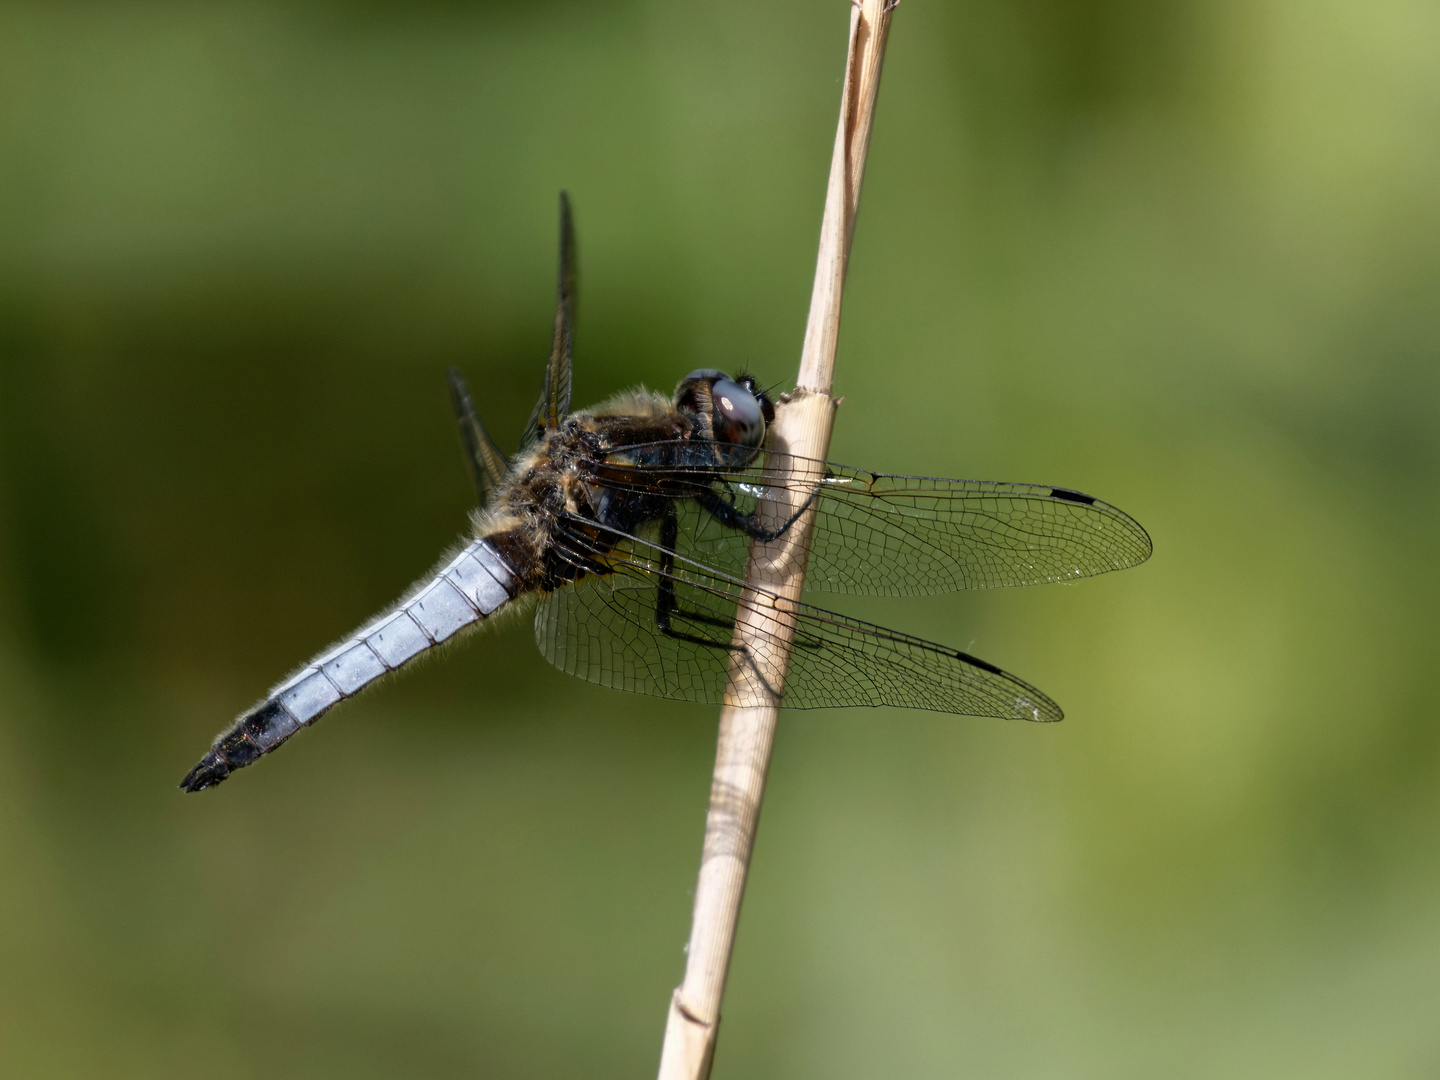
{"left": 180, "top": 539, "right": 516, "bottom": 792}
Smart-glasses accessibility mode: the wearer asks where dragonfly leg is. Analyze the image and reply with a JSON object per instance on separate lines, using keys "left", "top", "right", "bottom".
{"left": 651, "top": 506, "right": 786, "bottom": 701}
{"left": 695, "top": 481, "right": 821, "bottom": 543}
{"left": 654, "top": 505, "right": 745, "bottom": 650}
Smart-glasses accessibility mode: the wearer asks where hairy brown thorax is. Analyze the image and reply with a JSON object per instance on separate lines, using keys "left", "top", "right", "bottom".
{"left": 482, "top": 400, "right": 710, "bottom": 593}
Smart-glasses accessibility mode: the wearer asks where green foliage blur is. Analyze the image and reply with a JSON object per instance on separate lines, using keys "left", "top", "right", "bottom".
{"left": 2, "top": 0, "right": 1438, "bottom": 1075}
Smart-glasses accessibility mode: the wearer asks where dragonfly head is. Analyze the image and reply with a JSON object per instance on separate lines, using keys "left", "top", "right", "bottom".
{"left": 676, "top": 369, "right": 775, "bottom": 462}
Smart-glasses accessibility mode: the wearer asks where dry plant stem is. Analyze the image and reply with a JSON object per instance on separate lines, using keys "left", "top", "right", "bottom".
{"left": 656, "top": 3, "right": 895, "bottom": 1078}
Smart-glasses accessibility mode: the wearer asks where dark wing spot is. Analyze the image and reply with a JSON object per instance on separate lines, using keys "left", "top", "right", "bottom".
{"left": 1049, "top": 488, "right": 1096, "bottom": 505}
{"left": 955, "top": 650, "right": 1004, "bottom": 676}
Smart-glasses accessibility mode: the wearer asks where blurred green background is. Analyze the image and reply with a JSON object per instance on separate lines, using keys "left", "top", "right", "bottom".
{"left": 2, "top": 0, "right": 1439, "bottom": 1075}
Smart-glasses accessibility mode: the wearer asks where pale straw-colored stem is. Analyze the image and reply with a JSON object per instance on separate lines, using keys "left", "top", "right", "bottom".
{"left": 656, "top": 4, "right": 895, "bottom": 1077}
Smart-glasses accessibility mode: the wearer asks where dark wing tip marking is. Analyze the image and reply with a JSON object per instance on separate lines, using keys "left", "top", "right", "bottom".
{"left": 1049, "top": 487, "right": 1097, "bottom": 505}
{"left": 955, "top": 649, "right": 1003, "bottom": 676}
{"left": 954, "top": 650, "right": 1064, "bottom": 722}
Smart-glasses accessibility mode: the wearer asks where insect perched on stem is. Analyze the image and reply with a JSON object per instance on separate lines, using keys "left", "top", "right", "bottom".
{"left": 180, "top": 194, "right": 1151, "bottom": 793}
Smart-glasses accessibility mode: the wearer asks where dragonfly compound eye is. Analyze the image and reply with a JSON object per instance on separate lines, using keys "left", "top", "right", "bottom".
{"left": 711, "top": 377, "right": 766, "bottom": 448}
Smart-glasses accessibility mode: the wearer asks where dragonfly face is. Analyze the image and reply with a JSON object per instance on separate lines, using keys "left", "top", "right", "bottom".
{"left": 180, "top": 195, "right": 1151, "bottom": 793}
{"left": 675, "top": 368, "right": 774, "bottom": 459}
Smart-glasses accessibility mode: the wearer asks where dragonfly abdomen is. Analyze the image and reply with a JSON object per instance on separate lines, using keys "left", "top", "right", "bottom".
{"left": 179, "top": 539, "right": 517, "bottom": 792}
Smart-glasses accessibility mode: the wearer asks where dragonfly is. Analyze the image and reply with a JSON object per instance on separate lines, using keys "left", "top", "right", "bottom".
{"left": 180, "top": 195, "right": 1151, "bottom": 792}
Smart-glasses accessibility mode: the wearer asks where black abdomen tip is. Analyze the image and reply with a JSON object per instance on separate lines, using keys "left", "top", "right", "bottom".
{"left": 179, "top": 751, "right": 232, "bottom": 792}
{"left": 179, "top": 704, "right": 278, "bottom": 792}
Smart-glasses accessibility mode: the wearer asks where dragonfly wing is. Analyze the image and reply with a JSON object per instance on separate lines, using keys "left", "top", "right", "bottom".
{"left": 533, "top": 525, "right": 1061, "bottom": 720}
{"left": 778, "top": 598, "right": 1061, "bottom": 719}
{"left": 447, "top": 367, "right": 511, "bottom": 506}
{"left": 587, "top": 445, "right": 1152, "bottom": 595}
{"left": 535, "top": 542, "right": 736, "bottom": 706}
{"left": 799, "top": 464, "right": 1153, "bottom": 594}
{"left": 521, "top": 191, "right": 576, "bottom": 450}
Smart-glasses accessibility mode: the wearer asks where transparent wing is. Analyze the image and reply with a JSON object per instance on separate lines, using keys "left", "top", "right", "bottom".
{"left": 589, "top": 445, "right": 1153, "bottom": 595}
{"left": 534, "top": 520, "right": 1061, "bottom": 720}
{"left": 521, "top": 191, "right": 576, "bottom": 450}
{"left": 447, "top": 367, "right": 511, "bottom": 506}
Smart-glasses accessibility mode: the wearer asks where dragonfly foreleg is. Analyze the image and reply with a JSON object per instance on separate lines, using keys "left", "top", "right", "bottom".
{"left": 695, "top": 479, "right": 822, "bottom": 544}
{"left": 654, "top": 505, "right": 742, "bottom": 651}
